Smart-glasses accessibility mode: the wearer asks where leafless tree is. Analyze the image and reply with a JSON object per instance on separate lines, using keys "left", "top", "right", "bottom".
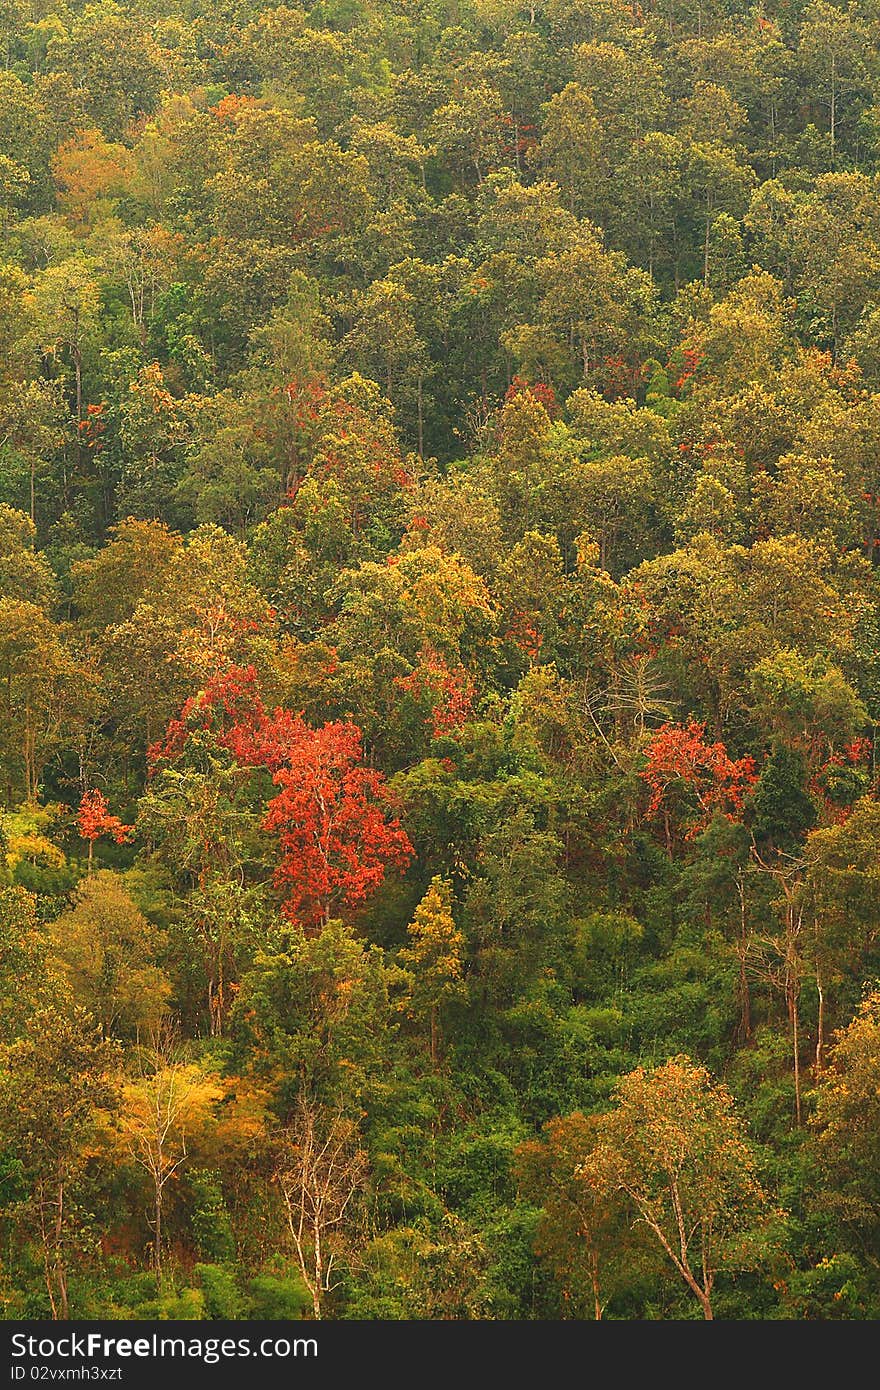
{"left": 274, "top": 1096, "right": 369, "bottom": 1319}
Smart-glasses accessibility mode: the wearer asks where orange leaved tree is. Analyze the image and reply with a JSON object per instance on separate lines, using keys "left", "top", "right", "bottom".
{"left": 77, "top": 790, "right": 133, "bottom": 869}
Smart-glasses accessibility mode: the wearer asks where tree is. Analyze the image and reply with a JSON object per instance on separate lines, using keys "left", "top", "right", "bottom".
{"left": 798, "top": 1, "right": 870, "bottom": 167}
{"left": 574, "top": 454, "right": 656, "bottom": 575}
{"left": 246, "top": 270, "right": 332, "bottom": 387}
{"left": 754, "top": 453, "right": 853, "bottom": 546}
{"left": 51, "top": 128, "right": 133, "bottom": 226}
{"left": 640, "top": 721, "right": 756, "bottom": 850}
{"left": 429, "top": 83, "right": 506, "bottom": 186}
{"left": 72, "top": 518, "right": 182, "bottom": 631}
{"left": 262, "top": 719, "right": 413, "bottom": 930}
{"left": 0, "top": 1006, "right": 118, "bottom": 1319}
{"left": 677, "top": 270, "right": 791, "bottom": 397}
{"left": 0, "top": 505, "right": 57, "bottom": 607}
{"left": 0, "top": 885, "right": 49, "bottom": 1044}
{"left": 514, "top": 1110, "right": 631, "bottom": 1319}
{"left": 340, "top": 280, "right": 429, "bottom": 454}
{"left": 154, "top": 666, "right": 413, "bottom": 931}
{"left": 535, "top": 84, "right": 602, "bottom": 216}
{"left": 234, "top": 918, "right": 396, "bottom": 1111}
{"left": 0, "top": 598, "right": 81, "bottom": 803}
{"left": 394, "top": 647, "right": 476, "bottom": 744}
{"left": 48, "top": 871, "right": 170, "bottom": 1038}
{"left": 747, "top": 832, "right": 812, "bottom": 1127}
{"left": 0, "top": 379, "right": 65, "bottom": 525}
{"left": 2, "top": 0, "right": 880, "bottom": 1324}
{"left": 273, "top": 1095, "right": 369, "bottom": 1320}
{"left": 49, "top": 1, "right": 163, "bottom": 139}
{"left": 105, "top": 224, "right": 179, "bottom": 341}
{"left": 812, "top": 992, "right": 880, "bottom": 1258}
{"left": 138, "top": 725, "right": 263, "bottom": 1036}
{"left": 683, "top": 141, "right": 755, "bottom": 287}
{"left": 748, "top": 649, "right": 866, "bottom": 766}
{"left": 76, "top": 790, "right": 133, "bottom": 869}
{"left": 580, "top": 1057, "right": 778, "bottom": 1319}
{"left": 748, "top": 742, "right": 816, "bottom": 850}
{"left": 792, "top": 174, "right": 880, "bottom": 353}
{"left": 803, "top": 800, "right": 880, "bottom": 1072}
{"left": 571, "top": 39, "right": 668, "bottom": 156}
{"left": 679, "top": 814, "right": 755, "bottom": 1040}
{"left": 181, "top": 393, "right": 282, "bottom": 536}
{"left": 535, "top": 224, "right": 647, "bottom": 382}
{"left": 465, "top": 808, "right": 569, "bottom": 1001}
{"left": 28, "top": 257, "right": 102, "bottom": 445}
{"left": 117, "top": 1035, "right": 222, "bottom": 1282}
{"left": 115, "top": 362, "right": 201, "bottom": 525}
{"left": 398, "top": 875, "right": 466, "bottom": 1064}
{"left": 617, "top": 132, "right": 685, "bottom": 280}
{"left": 96, "top": 525, "right": 273, "bottom": 755}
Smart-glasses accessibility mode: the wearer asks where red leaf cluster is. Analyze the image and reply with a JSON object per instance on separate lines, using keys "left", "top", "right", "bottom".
{"left": 640, "top": 721, "right": 757, "bottom": 837}
{"left": 504, "top": 376, "right": 560, "bottom": 418}
{"left": 395, "top": 648, "right": 475, "bottom": 738}
{"left": 77, "top": 790, "right": 133, "bottom": 846}
{"left": 154, "top": 665, "right": 413, "bottom": 929}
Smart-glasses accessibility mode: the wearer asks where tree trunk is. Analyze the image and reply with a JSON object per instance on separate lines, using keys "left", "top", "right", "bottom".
{"left": 154, "top": 1184, "right": 163, "bottom": 1283}
{"left": 55, "top": 1181, "right": 69, "bottom": 1320}
{"left": 589, "top": 1253, "right": 602, "bottom": 1321}
{"left": 73, "top": 341, "right": 83, "bottom": 473}
{"left": 704, "top": 202, "right": 711, "bottom": 286}
{"left": 789, "top": 983, "right": 802, "bottom": 1127}
{"left": 736, "top": 873, "right": 751, "bottom": 1042}
{"left": 312, "top": 1221, "right": 323, "bottom": 1319}
{"left": 417, "top": 373, "right": 424, "bottom": 459}
{"left": 737, "top": 944, "right": 751, "bottom": 1041}
{"left": 24, "top": 703, "right": 36, "bottom": 803}
{"left": 38, "top": 1184, "right": 59, "bottom": 1320}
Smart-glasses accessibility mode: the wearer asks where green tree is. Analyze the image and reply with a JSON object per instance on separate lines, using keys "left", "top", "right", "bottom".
{"left": 0, "top": 1005, "right": 118, "bottom": 1318}
{"left": 48, "top": 871, "right": 171, "bottom": 1039}
{"left": 581, "top": 1056, "right": 778, "bottom": 1319}
{"left": 798, "top": 1, "right": 871, "bottom": 167}
{"left": 398, "top": 875, "right": 466, "bottom": 1064}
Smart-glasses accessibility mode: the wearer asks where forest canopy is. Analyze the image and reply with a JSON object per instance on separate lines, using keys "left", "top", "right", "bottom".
{"left": 1, "top": 0, "right": 880, "bottom": 1322}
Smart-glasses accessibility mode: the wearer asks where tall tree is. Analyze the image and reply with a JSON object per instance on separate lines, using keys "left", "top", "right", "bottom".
{"left": 580, "top": 1057, "right": 777, "bottom": 1319}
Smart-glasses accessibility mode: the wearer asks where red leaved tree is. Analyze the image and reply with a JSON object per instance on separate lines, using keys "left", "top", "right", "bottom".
{"left": 640, "top": 721, "right": 756, "bottom": 851}
{"left": 147, "top": 663, "right": 266, "bottom": 767}
{"left": 77, "top": 790, "right": 134, "bottom": 870}
{"left": 262, "top": 718, "right": 413, "bottom": 929}
{"left": 152, "top": 665, "right": 413, "bottom": 929}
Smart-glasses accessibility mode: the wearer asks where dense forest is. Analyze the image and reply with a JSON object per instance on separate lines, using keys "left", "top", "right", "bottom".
{"left": 1, "top": 0, "right": 880, "bottom": 1323}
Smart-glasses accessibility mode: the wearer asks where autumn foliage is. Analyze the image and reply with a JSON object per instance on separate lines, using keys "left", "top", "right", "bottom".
{"left": 153, "top": 665, "right": 412, "bottom": 928}
{"left": 394, "top": 647, "right": 476, "bottom": 738}
{"left": 77, "top": 790, "right": 133, "bottom": 861}
{"left": 7, "top": 0, "right": 880, "bottom": 1325}
{"left": 640, "top": 721, "right": 757, "bottom": 840}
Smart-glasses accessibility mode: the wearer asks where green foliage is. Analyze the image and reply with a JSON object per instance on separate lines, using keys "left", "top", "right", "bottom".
{"left": 748, "top": 743, "right": 817, "bottom": 848}
{"left": 1, "top": 0, "right": 880, "bottom": 1324}
{"left": 188, "top": 1169, "right": 236, "bottom": 1264}
{"left": 246, "top": 1272, "right": 311, "bottom": 1320}
{"left": 194, "top": 1263, "right": 244, "bottom": 1320}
